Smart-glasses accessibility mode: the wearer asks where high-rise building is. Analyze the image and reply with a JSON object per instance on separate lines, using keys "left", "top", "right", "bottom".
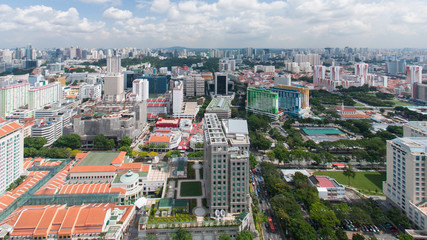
{"left": 246, "top": 87, "right": 279, "bottom": 120}
{"left": 274, "top": 74, "right": 291, "bottom": 86}
{"left": 386, "top": 60, "right": 406, "bottom": 75}
{"left": 313, "top": 65, "right": 326, "bottom": 85}
{"left": 330, "top": 66, "right": 342, "bottom": 81}
{"left": 218, "top": 59, "right": 236, "bottom": 72}
{"left": 172, "top": 81, "right": 184, "bottom": 115}
{"left": 412, "top": 83, "right": 427, "bottom": 104}
{"left": 203, "top": 114, "right": 250, "bottom": 217}
{"left": 184, "top": 73, "right": 205, "bottom": 97}
{"left": 0, "top": 81, "right": 29, "bottom": 118}
{"left": 103, "top": 73, "right": 124, "bottom": 102}
{"left": 107, "top": 56, "right": 122, "bottom": 73}
{"left": 383, "top": 137, "right": 427, "bottom": 231}
{"left": 215, "top": 73, "right": 228, "bottom": 96}
{"left": 132, "top": 79, "right": 149, "bottom": 102}
{"left": 144, "top": 76, "right": 168, "bottom": 94}
{"left": 407, "top": 65, "right": 423, "bottom": 85}
{"left": 28, "top": 82, "right": 62, "bottom": 110}
{"left": 354, "top": 62, "right": 368, "bottom": 76}
{"left": 0, "top": 120, "right": 24, "bottom": 194}
{"left": 270, "top": 85, "right": 310, "bottom": 118}
{"left": 403, "top": 121, "right": 427, "bottom": 138}
{"left": 25, "top": 44, "right": 34, "bottom": 60}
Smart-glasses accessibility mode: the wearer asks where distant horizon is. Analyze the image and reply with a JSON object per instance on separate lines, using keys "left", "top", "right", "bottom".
{"left": 1, "top": 0, "right": 427, "bottom": 49}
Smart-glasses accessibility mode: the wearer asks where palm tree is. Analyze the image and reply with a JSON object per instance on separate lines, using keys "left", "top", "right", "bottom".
{"left": 343, "top": 166, "right": 356, "bottom": 186}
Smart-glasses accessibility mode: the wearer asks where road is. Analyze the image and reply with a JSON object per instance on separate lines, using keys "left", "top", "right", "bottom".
{"left": 252, "top": 155, "right": 285, "bottom": 240}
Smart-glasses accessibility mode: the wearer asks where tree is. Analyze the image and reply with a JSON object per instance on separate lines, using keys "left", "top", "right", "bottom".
{"left": 24, "top": 137, "right": 47, "bottom": 149}
{"left": 147, "top": 151, "right": 158, "bottom": 157}
{"left": 70, "top": 149, "right": 83, "bottom": 157}
{"left": 343, "top": 166, "right": 356, "bottom": 186}
{"left": 295, "top": 185, "right": 319, "bottom": 209}
{"left": 236, "top": 230, "right": 254, "bottom": 240}
{"left": 93, "top": 134, "right": 115, "bottom": 149}
{"left": 352, "top": 233, "right": 365, "bottom": 240}
{"left": 219, "top": 233, "right": 232, "bottom": 240}
{"left": 146, "top": 234, "right": 158, "bottom": 240}
{"left": 52, "top": 134, "right": 81, "bottom": 149}
{"left": 335, "top": 228, "right": 348, "bottom": 240}
{"left": 171, "top": 228, "right": 192, "bottom": 240}
{"left": 249, "top": 153, "right": 257, "bottom": 169}
{"left": 309, "top": 202, "right": 339, "bottom": 229}
{"left": 195, "top": 142, "right": 203, "bottom": 148}
{"left": 119, "top": 136, "right": 132, "bottom": 148}
{"left": 118, "top": 146, "right": 133, "bottom": 156}
{"left": 138, "top": 151, "right": 149, "bottom": 158}
{"left": 398, "top": 234, "right": 414, "bottom": 240}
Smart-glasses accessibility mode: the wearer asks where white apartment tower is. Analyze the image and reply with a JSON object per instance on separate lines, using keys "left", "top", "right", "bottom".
{"left": 132, "top": 79, "right": 149, "bottom": 102}
{"left": 184, "top": 73, "right": 205, "bottom": 97}
{"left": 0, "top": 82, "right": 30, "bottom": 118}
{"left": 203, "top": 114, "right": 250, "bottom": 217}
{"left": 107, "top": 56, "right": 122, "bottom": 73}
{"left": 355, "top": 63, "right": 368, "bottom": 76}
{"left": 383, "top": 138, "right": 427, "bottom": 230}
{"left": 28, "top": 82, "right": 62, "bottom": 110}
{"left": 407, "top": 65, "right": 423, "bottom": 85}
{"left": 313, "top": 65, "right": 326, "bottom": 85}
{"left": 172, "top": 81, "right": 184, "bottom": 115}
{"left": 0, "top": 120, "right": 24, "bottom": 194}
{"left": 330, "top": 66, "right": 342, "bottom": 81}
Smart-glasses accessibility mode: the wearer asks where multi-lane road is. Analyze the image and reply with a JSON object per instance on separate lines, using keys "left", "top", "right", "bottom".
{"left": 252, "top": 155, "right": 285, "bottom": 240}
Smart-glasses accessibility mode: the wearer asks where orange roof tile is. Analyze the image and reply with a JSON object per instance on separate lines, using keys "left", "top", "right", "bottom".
{"left": 117, "top": 162, "right": 143, "bottom": 171}
{"left": 69, "top": 165, "right": 117, "bottom": 173}
{"left": 75, "top": 152, "right": 89, "bottom": 159}
{"left": 149, "top": 135, "right": 171, "bottom": 143}
{"left": 0, "top": 171, "right": 48, "bottom": 212}
{"left": 111, "top": 151, "right": 126, "bottom": 165}
{"left": 0, "top": 121, "right": 23, "bottom": 138}
{"left": 34, "top": 164, "right": 70, "bottom": 195}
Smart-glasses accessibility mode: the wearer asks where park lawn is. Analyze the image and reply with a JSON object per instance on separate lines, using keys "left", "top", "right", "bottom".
{"left": 391, "top": 100, "right": 415, "bottom": 106}
{"left": 180, "top": 181, "right": 202, "bottom": 197}
{"left": 313, "top": 171, "right": 386, "bottom": 195}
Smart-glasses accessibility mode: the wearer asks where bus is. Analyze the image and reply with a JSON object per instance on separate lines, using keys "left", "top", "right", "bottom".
{"left": 268, "top": 217, "right": 275, "bottom": 233}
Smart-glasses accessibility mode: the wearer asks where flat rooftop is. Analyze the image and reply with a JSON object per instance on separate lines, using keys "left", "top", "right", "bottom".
{"left": 392, "top": 137, "right": 427, "bottom": 153}
{"left": 77, "top": 152, "right": 122, "bottom": 166}
{"left": 206, "top": 97, "right": 231, "bottom": 111}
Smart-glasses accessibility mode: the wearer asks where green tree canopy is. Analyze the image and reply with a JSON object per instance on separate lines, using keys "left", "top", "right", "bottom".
{"left": 219, "top": 233, "right": 232, "bottom": 240}
{"left": 53, "top": 134, "right": 81, "bottom": 149}
{"left": 24, "top": 137, "right": 47, "bottom": 149}
{"left": 398, "top": 234, "right": 415, "bottom": 240}
{"left": 119, "top": 136, "right": 132, "bottom": 148}
{"left": 93, "top": 134, "right": 115, "bottom": 149}
{"left": 309, "top": 202, "right": 339, "bottom": 229}
{"left": 236, "top": 230, "right": 254, "bottom": 240}
{"left": 352, "top": 233, "right": 365, "bottom": 240}
{"left": 118, "top": 146, "right": 133, "bottom": 156}
{"left": 171, "top": 228, "right": 192, "bottom": 240}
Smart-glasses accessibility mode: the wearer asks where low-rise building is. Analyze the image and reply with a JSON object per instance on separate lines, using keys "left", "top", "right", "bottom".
{"left": 0, "top": 203, "right": 135, "bottom": 240}
{"left": 309, "top": 175, "right": 345, "bottom": 200}
{"left": 206, "top": 97, "right": 231, "bottom": 119}
{"left": 404, "top": 121, "right": 427, "bottom": 137}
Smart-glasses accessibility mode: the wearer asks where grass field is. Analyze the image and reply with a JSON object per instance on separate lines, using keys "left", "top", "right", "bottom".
{"left": 180, "top": 181, "right": 202, "bottom": 197}
{"left": 391, "top": 100, "right": 415, "bottom": 106}
{"left": 313, "top": 171, "right": 386, "bottom": 195}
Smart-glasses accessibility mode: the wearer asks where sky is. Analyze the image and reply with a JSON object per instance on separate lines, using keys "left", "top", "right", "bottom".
{"left": 1, "top": 0, "right": 427, "bottom": 49}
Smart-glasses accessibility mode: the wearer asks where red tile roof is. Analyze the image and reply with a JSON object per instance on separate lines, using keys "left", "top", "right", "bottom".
{"left": 0, "top": 121, "right": 23, "bottom": 137}
{"left": 315, "top": 176, "right": 336, "bottom": 188}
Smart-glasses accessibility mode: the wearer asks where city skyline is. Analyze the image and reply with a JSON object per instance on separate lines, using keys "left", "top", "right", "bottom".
{"left": 2, "top": 0, "right": 427, "bottom": 49}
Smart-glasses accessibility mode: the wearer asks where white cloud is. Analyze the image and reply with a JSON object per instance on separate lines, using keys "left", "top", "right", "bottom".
{"left": 103, "top": 7, "right": 133, "bottom": 19}
{"left": 3, "top": 0, "right": 427, "bottom": 48}
{"left": 150, "top": 0, "right": 171, "bottom": 13}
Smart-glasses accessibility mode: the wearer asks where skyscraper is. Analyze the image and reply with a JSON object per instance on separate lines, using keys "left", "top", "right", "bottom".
{"left": 407, "top": 65, "right": 423, "bottom": 85}
{"left": 354, "top": 62, "right": 368, "bottom": 76}
{"left": 172, "top": 81, "right": 184, "bottom": 115}
{"left": 203, "top": 114, "right": 250, "bottom": 217}
{"left": 107, "top": 56, "right": 122, "bottom": 73}
{"left": 132, "top": 79, "right": 149, "bottom": 102}
{"left": 330, "top": 66, "right": 342, "bottom": 81}
{"left": 215, "top": 73, "right": 228, "bottom": 96}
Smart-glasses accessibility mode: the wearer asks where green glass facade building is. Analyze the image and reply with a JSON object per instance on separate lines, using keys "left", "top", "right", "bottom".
{"left": 246, "top": 87, "right": 280, "bottom": 119}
